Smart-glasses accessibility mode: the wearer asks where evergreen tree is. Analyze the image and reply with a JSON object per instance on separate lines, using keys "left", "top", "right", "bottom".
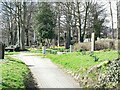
{"left": 36, "top": 2, "right": 56, "bottom": 45}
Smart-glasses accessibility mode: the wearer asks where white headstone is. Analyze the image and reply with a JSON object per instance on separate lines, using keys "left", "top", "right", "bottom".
{"left": 42, "top": 46, "right": 46, "bottom": 54}
{"left": 70, "top": 45, "right": 72, "bottom": 52}
{"left": 91, "top": 33, "right": 95, "bottom": 52}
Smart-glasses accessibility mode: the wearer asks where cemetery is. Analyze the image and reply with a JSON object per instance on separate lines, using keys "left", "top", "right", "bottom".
{"left": 0, "top": 0, "right": 120, "bottom": 89}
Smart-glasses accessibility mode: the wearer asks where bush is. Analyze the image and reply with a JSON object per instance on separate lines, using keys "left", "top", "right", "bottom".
{"left": 73, "top": 42, "right": 90, "bottom": 51}
{"left": 59, "top": 48, "right": 65, "bottom": 52}
{"left": 73, "top": 39, "right": 116, "bottom": 51}
{"left": 96, "top": 59, "right": 120, "bottom": 88}
{"left": 50, "top": 50, "right": 57, "bottom": 54}
{"left": 95, "top": 40, "right": 115, "bottom": 50}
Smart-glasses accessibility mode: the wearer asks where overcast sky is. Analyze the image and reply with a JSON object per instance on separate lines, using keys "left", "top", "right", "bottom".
{"left": 103, "top": 0, "right": 117, "bottom": 29}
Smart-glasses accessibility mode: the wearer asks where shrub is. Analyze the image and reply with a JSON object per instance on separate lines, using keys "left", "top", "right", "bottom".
{"left": 73, "top": 42, "right": 90, "bottom": 51}
{"left": 58, "top": 48, "right": 65, "bottom": 52}
{"left": 96, "top": 59, "right": 120, "bottom": 88}
{"left": 50, "top": 50, "right": 57, "bottom": 54}
{"left": 95, "top": 39, "right": 115, "bottom": 50}
{"left": 73, "top": 39, "right": 116, "bottom": 51}
{"left": 64, "top": 49, "right": 70, "bottom": 52}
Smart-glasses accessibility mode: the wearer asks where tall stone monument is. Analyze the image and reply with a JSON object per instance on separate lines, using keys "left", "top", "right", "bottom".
{"left": 91, "top": 33, "right": 95, "bottom": 52}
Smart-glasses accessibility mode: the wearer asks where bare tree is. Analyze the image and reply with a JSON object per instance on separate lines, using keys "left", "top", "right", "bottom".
{"left": 109, "top": 1, "right": 114, "bottom": 39}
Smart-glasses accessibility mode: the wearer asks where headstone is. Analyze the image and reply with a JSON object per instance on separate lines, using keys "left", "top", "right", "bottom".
{"left": 42, "top": 46, "right": 46, "bottom": 54}
{"left": 0, "top": 42, "right": 5, "bottom": 59}
{"left": 70, "top": 45, "right": 72, "bottom": 52}
{"left": 91, "top": 33, "right": 95, "bottom": 52}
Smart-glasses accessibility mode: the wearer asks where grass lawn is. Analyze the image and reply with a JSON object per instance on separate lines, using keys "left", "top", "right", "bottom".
{"left": 43, "top": 50, "right": 118, "bottom": 74}
{"left": 29, "top": 47, "right": 69, "bottom": 54}
{"left": 28, "top": 48, "right": 119, "bottom": 87}
{"left": 5, "top": 52, "right": 20, "bottom": 55}
{"left": 44, "top": 50, "right": 118, "bottom": 87}
{"left": 1, "top": 56, "right": 32, "bottom": 89}
{"left": 30, "top": 48, "right": 118, "bottom": 73}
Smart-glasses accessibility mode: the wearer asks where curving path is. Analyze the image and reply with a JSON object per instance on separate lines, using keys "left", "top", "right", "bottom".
{"left": 11, "top": 52, "right": 80, "bottom": 88}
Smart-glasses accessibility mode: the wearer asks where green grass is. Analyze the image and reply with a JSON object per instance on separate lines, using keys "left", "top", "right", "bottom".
{"left": 28, "top": 48, "right": 42, "bottom": 53}
{"left": 28, "top": 47, "right": 69, "bottom": 54}
{"left": 2, "top": 49, "right": 118, "bottom": 88}
{"left": 1, "top": 56, "right": 30, "bottom": 89}
{"left": 45, "top": 50, "right": 118, "bottom": 74}
{"left": 44, "top": 50, "right": 118, "bottom": 87}
{"left": 5, "top": 52, "right": 20, "bottom": 55}
{"left": 29, "top": 49, "right": 118, "bottom": 75}
{"left": 32, "top": 50, "right": 118, "bottom": 87}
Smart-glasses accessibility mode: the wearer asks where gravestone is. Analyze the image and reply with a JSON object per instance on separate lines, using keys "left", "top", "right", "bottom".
{"left": 91, "top": 33, "right": 95, "bottom": 52}
{"left": 42, "top": 46, "right": 46, "bottom": 54}
{"left": 70, "top": 45, "right": 72, "bottom": 52}
{"left": 0, "top": 42, "right": 5, "bottom": 59}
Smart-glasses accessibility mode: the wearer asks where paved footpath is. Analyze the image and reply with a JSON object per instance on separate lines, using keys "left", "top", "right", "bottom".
{"left": 12, "top": 52, "right": 80, "bottom": 88}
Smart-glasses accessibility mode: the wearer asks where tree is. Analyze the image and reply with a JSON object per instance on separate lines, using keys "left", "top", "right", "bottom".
{"left": 36, "top": 2, "right": 56, "bottom": 46}
{"left": 81, "top": 2, "right": 90, "bottom": 42}
{"left": 1, "top": 1, "right": 35, "bottom": 50}
{"left": 117, "top": 1, "right": 120, "bottom": 39}
{"left": 109, "top": 1, "right": 114, "bottom": 39}
{"left": 89, "top": 2, "right": 106, "bottom": 40}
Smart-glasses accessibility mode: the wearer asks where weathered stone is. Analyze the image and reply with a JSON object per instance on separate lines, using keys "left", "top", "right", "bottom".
{"left": 88, "top": 60, "right": 111, "bottom": 73}
{"left": 76, "top": 74, "right": 80, "bottom": 80}
{"left": 70, "top": 45, "right": 72, "bottom": 52}
{"left": 91, "top": 33, "right": 95, "bottom": 51}
{"left": 0, "top": 42, "right": 5, "bottom": 59}
{"left": 42, "top": 46, "right": 46, "bottom": 54}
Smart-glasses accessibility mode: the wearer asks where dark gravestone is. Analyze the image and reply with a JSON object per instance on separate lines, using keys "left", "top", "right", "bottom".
{"left": 0, "top": 42, "right": 5, "bottom": 59}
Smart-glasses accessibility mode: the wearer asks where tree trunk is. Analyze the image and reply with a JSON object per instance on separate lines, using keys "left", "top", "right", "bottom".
{"left": 26, "top": 29, "right": 29, "bottom": 46}
{"left": 20, "top": 2, "right": 26, "bottom": 50}
{"left": 65, "top": 3, "right": 71, "bottom": 49}
{"left": 81, "top": 2, "right": 89, "bottom": 42}
{"left": 76, "top": 2, "right": 82, "bottom": 43}
{"left": 57, "top": 3, "right": 60, "bottom": 47}
{"left": 109, "top": 1, "right": 114, "bottom": 39}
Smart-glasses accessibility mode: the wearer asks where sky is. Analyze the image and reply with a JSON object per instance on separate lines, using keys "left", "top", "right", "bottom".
{"left": 103, "top": 0, "right": 117, "bottom": 29}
